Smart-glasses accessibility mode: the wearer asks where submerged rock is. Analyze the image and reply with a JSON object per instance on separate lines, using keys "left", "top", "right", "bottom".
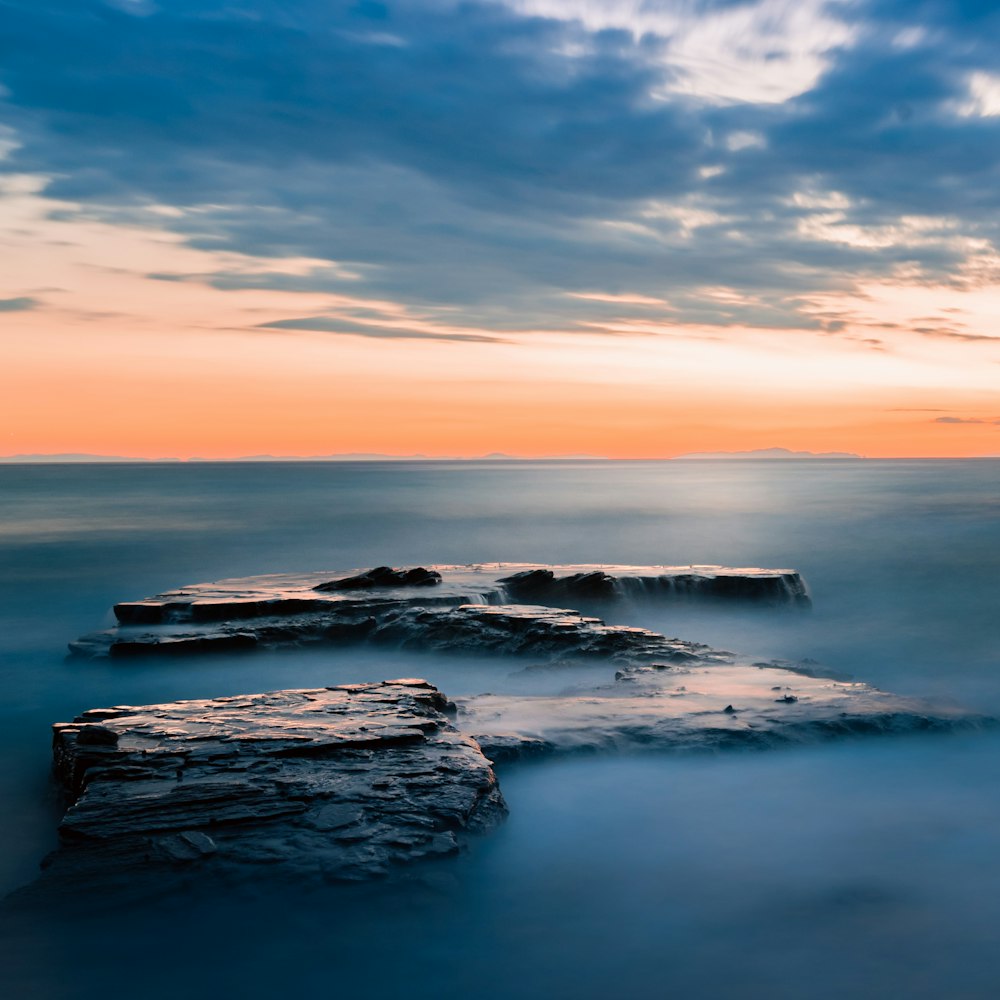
{"left": 46, "top": 680, "right": 506, "bottom": 884}
{"left": 42, "top": 666, "right": 990, "bottom": 893}
{"left": 461, "top": 663, "right": 990, "bottom": 761}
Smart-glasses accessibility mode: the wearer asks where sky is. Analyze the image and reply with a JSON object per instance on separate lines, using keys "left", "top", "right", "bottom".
{"left": 2, "top": 0, "right": 1000, "bottom": 458}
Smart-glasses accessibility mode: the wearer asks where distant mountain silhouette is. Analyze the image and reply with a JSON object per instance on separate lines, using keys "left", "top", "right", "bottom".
{"left": 676, "top": 447, "right": 861, "bottom": 460}
{"left": 0, "top": 453, "right": 176, "bottom": 463}
{"left": 0, "top": 452, "right": 607, "bottom": 463}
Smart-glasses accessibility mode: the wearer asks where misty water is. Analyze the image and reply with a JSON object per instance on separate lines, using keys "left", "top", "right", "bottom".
{"left": 2, "top": 459, "right": 1000, "bottom": 998}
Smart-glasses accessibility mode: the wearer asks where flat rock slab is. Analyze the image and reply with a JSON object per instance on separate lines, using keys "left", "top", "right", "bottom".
{"left": 462, "top": 662, "right": 991, "bottom": 761}
{"left": 47, "top": 680, "right": 506, "bottom": 884}
{"left": 109, "top": 564, "right": 810, "bottom": 626}
{"left": 71, "top": 600, "right": 736, "bottom": 664}
{"left": 71, "top": 563, "right": 808, "bottom": 659}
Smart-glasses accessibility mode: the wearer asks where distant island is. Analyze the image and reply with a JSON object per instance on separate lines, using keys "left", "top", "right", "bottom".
{"left": 675, "top": 447, "right": 862, "bottom": 460}
{"left": 0, "top": 449, "right": 879, "bottom": 463}
{"left": 0, "top": 453, "right": 182, "bottom": 463}
{"left": 0, "top": 452, "right": 606, "bottom": 463}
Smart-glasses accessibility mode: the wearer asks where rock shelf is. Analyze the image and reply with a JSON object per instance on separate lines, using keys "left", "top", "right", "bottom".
{"left": 71, "top": 562, "right": 807, "bottom": 660}
{"left": 462, "top": 662, "right": 986, "bottom": 761}
{"left": 47, "top": 680, "right": 505, "bottom": 883}
{"left": 72, "top": 603, "right": 732, "bottom": 664}
{"left": 38, "top": 561, "right": 988, "bottom": 892}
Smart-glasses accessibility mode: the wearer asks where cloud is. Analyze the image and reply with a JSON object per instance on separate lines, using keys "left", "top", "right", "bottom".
{"left": 917, "top": 328, "right": 1000, "bottom": 342}
{"left": 2, "top": 0, "right": 1000, "bottom": 336}
{"left": 0, "top": 296, "right": 39, "bottom": 311}
{"left": 257, "top": 316, "right": 505, "bottom": 343}
{"left": 933, "top": 416, "right": 1000, "bottom": 424}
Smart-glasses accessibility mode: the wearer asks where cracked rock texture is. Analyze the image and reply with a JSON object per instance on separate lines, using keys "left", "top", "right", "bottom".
{"left": 47, "top": 680, "right": 506, "bottom": 884}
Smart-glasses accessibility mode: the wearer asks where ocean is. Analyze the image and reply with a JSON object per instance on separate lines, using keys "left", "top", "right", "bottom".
{"left": 2, "top": 459, "right": 999, "bottom": 998}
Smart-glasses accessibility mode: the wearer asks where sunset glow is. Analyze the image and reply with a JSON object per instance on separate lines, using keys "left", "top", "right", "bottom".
{"left": 3, "top": 1, "right": 1000, "bottom": 458}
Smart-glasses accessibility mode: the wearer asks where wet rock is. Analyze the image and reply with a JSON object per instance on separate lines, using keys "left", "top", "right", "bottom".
{"left": 74, "top": 563, "right": 810, "bottom": 658}
{"left": 314, "top": 566, "right": 443, "bottom": 591}
{"left": 108, "top": 632, "right": 259, "bottom": 657}
{"left": 75, "top": 725, "right": 119, "bottom": 746}
{"left": 498, "top": 569, "right": 617, "bottom": 601}
{"left": 73, "top": 600, "right": 732, "bottom": 666}
{"left": 46, "top": 680, "right": 506, "bottom": 885}
{"left": 154, "top": 831, "right": 218, "bottom": 864}
{"left": 497, "top": 564, "right": 810, "bottom": 606}
{"left": 460, "top": 663, "right": 991, "bottom": 760}
{"left": 367, "top": 604, "right": 728, "bottom": 666}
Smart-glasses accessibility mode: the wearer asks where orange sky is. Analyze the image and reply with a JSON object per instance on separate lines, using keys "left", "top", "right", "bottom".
{"left": 4, "top": 1, "right": 1000, "bottom": 460}
{"left": 3, "top": 181, "right": 1000, "bottom": 459}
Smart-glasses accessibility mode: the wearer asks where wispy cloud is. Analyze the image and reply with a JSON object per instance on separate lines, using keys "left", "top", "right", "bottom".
{"left": 257, "top": 317, "right": 505, "bottom": 344}
{"left": 934, "top": 416, "right": 1000, "bottom": 425}
{"left": 0, "top": 296, "right": 39, "bottom": 312}
{"left": 3, "top": 0, "right": 1000, "bottom": 340}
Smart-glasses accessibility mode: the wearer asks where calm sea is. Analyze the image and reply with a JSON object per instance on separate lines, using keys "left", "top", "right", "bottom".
{"left": 2, "top": 459, "right": 999, "bottom": 998}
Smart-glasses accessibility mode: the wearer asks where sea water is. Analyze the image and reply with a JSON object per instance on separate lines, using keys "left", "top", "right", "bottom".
{"left": 1, "top": 459, "right": 999, "bottom": 998}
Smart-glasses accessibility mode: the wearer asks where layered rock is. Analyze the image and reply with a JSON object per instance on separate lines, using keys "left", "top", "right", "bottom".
{"left": 71, "top": 562, "right": 807, "bottom": 660}
{"left": 47, "top": 680, "right": 506, "bottom": 883}
{"left": 497, "top": 566, "right": 809, "bottom": 606}
{"left": 47, "top": 560, "right": 992, "bottom": 893}
{"left": 44, "top": 667, "right": 989, "bottom": 892}
{"left": 71, "top": 602, "right": 732, "bottom": 664}
{"left": 314, "top": 566, "right": 442, "bottom": 591}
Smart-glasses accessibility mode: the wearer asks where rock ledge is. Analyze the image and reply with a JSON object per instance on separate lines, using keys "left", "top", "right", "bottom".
{"left": 48, "top": 680, "right": 506, "bottom": 883}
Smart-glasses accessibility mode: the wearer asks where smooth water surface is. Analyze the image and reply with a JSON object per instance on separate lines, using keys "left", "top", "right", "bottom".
{"left": 1, "top": 460, "right": 999, "bottom": 998}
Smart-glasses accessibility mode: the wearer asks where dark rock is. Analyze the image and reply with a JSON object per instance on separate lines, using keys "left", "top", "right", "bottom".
{"left": 108, "top": 632, "right": 258, "bottom": 657}
{"left": 75, "top": 725, "right": 119, "bottom": 746}
{"left": 314, "top": 566, "right": 443, "bottom": 591}
{"left": 46, "top": 680, "right": 506, "bottom": 885}
{"left": 498, "top": 569, "right": 616, "bottom": 601}
{"left": 367, "top": 604, "right": 729, "bottom": 666}
{"left": 76, "top": 563, "right": 812, "bottom": 659}
{"left": 153, "top": 831, "right": 218, "bottom": 864}
{"left": 74, "top": 601, "right": 732, "bottom": 667}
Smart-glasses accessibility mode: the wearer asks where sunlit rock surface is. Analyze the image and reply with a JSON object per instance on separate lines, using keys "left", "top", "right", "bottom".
{"left": 70, "top": 562, "right": 807, "bottom": 659}
{"left": 46, "top": 680, "right": 506, "bottom": 884}
{"left": 462, "top": 663, "right": 989, "bottom": 761}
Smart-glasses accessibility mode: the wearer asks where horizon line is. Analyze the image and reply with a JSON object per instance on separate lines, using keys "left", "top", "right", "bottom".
{"left": 4, "top": 451, "right": 1000, "bottom": 463}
